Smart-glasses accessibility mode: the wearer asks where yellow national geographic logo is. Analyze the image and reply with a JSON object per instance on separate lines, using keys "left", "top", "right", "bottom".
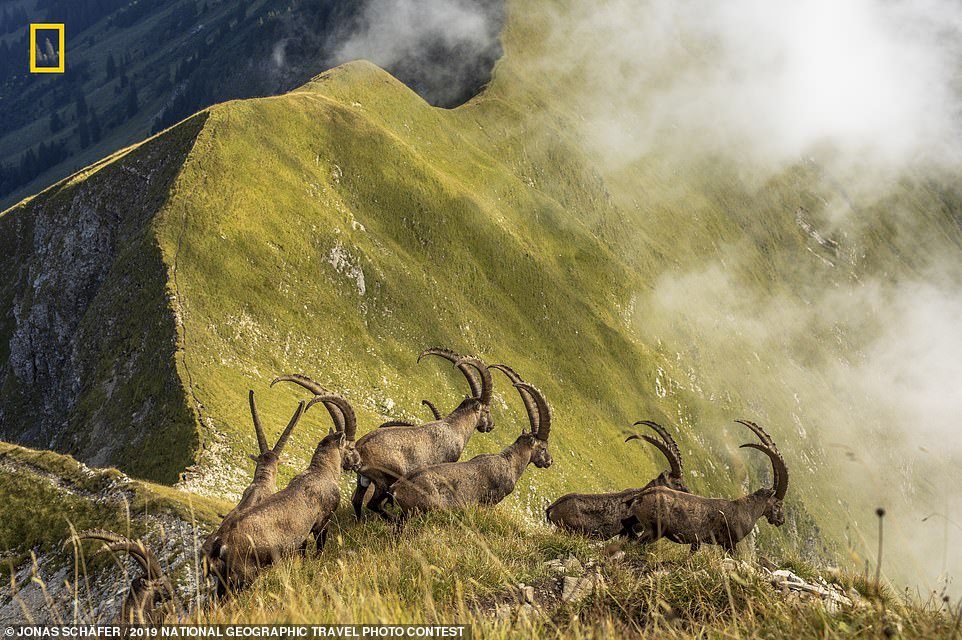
{"left": 29, "top": 23, "right": 65, "bottom": 73}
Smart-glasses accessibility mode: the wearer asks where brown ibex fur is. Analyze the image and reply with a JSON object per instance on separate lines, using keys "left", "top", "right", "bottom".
{"left": 348, "top": 348, "right": 496, "bottom": 520}
{"left": 206, "top": 392, "right": 358, "bottom": 592}
{"left": 71, "top": 530, "right": 177, "bottom": 624}
{"left": 201, "top": 390, "right": 304, "bottom": 566}
{"left": 392, "top": 381, "right": 553, "bottom": 513}
{"left": 545, "top": 420, "right": 689, "bottom": 539}
{"left": 620, "top": 420, "right": 788, "bottom": 552}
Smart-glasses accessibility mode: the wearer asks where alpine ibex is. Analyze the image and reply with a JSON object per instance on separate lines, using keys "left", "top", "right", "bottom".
{"left": 205, "top": 392, "right": 357, "bottom": 592}
{"left": 268, "top": 351, "right": 493, "bottom": 520}
{"left": 620, "top": 420, "right": 789, "bottom": 552}
{"left": 70, "top": 530, "right": 177, "bottom": 624}
{"left": 545, "top": 420, "right": 689, "bottom": 539}
{"left": 349, "top": 347, "right": 495, "bottom": 520}
{"left": 392, "top": 381, "right": 553, "bottom": 513}
{"left": 201, "top": 391, "right": 305, "bottom": 565}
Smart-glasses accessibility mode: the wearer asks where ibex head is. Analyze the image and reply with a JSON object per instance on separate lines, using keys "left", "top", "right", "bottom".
{"left": 737, "top": 419, "right": 789, "bottom": 526}
{"left": 342, "top": 446, "right": 362, "bottom": 471}
{"left": 527, "top": 433, "right": 553, "bottom": 468}
{"left": 306, "top": 392, "right": 360, "bottom": 470}
{"left": 514, "top": 382, "right": 553, "bottom": 468}
{"left": 765, "top": 492, "right": 785, "bottom": 526}
{"left": 455, "top": 356, "right": 494, "bottom": 432}
{"left": 419, "top": 348, "right": 494, "bottom": 432}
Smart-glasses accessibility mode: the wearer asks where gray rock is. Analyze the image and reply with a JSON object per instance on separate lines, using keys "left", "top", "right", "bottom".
{"left": 522, "top": 585, "right": 535, "bottom": 605}
{"left": 561, "top": 570, "right": 604, "bottom": 604}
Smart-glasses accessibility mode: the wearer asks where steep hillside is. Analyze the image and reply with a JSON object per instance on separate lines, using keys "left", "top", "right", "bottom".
{"left": 1, "top": 0, "right": 961, "bottom": 612}
{"left": 1, "top": 55, "right": 830, "bottom": 559}
{"left": 0, "top": 112, "right": 207, "bottom": 482}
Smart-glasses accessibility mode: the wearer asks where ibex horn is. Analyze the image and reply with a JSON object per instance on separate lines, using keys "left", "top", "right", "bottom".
{"left": 306, "top": 393, "right": 357, "bottom": 442}
{"left": 514, "top": 382, "right": 551, "bottom": 441}
{"left": 73, "top": 530, "right": 166, "bottom": 581}
{"left": 379, "top": 420, "right": 415, "bottom": 428}
{"left": 271, "top": 374, "right": 345, "bottom": 432}
{"left": 421, "top": 399, "right": 441, "bottom": 421}
{"left": 272, "top": 401, "right": 305, "bottom": 455}
{"left": 491, "top": 364, "right": 539, "bottom": 432}
{"left": 248, "top": 390, "right": 269, "bottom": 454}
{"left": 418, "top": 347, "right": 482, "bottom": 399}
{"left": 736, "top": 420, "right": 784, "bottom": 495}
{"left": 626, "top": 432, "right": 681, "bottom": 479}
{"left": 454, "top": 356, "right": 492, "bottom": 406}
{"left": 632, "top": 420, "right": 684, "bottom": 478}
{"left": 739, "top": 442, "right": 789, "bottom": 500}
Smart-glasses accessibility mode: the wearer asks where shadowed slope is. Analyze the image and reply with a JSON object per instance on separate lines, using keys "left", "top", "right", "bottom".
{"left": 0, "top": 114, "right": 208, "bottom": 483}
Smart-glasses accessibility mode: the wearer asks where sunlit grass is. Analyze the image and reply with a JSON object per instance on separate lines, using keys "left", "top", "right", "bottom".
{"left": 160, "top": 506, "right": 959, "bottom": 638}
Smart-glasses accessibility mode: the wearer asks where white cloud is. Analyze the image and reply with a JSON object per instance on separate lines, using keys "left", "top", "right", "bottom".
{"left": 533, "top": 0, "right": 962, "bottom": 173}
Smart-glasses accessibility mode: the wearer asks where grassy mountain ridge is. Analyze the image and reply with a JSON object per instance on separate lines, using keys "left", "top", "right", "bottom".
{"left": 2, "top": 0, "right": 961, "bottom": 618}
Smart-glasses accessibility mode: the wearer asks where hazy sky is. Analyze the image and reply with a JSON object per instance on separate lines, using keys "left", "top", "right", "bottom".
{"left": 531, "top": 0, "right": 962, "bottom": 178}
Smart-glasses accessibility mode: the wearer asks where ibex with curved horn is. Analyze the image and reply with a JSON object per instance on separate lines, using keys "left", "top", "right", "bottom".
{"left": 206, "top": 392, "right": 358, "bottom": 592}
{"left": 392, "top": 381, "right": 552, "bottom": 513}
{"left": 620, "top": 420, "right": 788, "bottom": 552}
{"left": 70, "top": 530, "right": 177, "bottom": 623}
{"left": 545, "top": 420, "right": 689, "bottom": 539}
{"left": 201, "top": 391, "right": 305, "bottom": 564}
{"left": 330, "top": 347, "right": 495, "bottom": 520}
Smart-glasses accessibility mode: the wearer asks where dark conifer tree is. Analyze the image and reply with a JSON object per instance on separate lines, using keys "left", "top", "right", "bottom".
{"left": 74, "top": 92, "right": 88, "bottom": 119}
{"left": 125, "top": 81, "right": 138, "bottom": 119}
{"left": 77, "top": 117, "right": 90, "bottom": 148}
{"left": 89, "top": 109, "right": 102, "bottom": 142}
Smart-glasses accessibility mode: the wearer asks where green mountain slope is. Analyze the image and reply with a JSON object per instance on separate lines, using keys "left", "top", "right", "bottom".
{"left": 2, "top": 0, "right": 961, "bottom": 610}
{"left": 0, "top": 55, "right": 827, "bottom": 561}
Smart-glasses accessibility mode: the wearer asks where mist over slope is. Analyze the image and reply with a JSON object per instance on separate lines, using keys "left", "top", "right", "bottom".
{"left": 495, "top": 0, "right": 962, "bottom": 595}
{"left": 0, "top": 0, "right": 960, "bottom": 603}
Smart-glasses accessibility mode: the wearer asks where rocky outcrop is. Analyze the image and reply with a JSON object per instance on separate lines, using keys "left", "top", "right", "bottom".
{"left": 0, "top": 114, "right": 208, "bottom": 483}
{"left": 0, "top": 443, "right": 225, "bottom": 624}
